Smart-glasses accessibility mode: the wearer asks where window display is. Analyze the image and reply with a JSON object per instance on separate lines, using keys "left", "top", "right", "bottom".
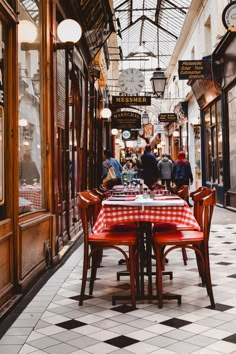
{"left": 18, "top": 1, "right": 42, "bottom": 213}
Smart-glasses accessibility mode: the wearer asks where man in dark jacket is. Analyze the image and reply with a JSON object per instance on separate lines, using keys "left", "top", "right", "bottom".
{"left": 141, "top": 145, "right": 158, "bottom": 189}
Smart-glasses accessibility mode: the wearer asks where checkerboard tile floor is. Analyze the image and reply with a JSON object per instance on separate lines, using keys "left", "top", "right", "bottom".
{"left": 2, "top": 224, "right": 236, "bottom": 354}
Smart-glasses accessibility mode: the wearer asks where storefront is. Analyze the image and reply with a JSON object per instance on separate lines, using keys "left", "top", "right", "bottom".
{"left": 213, "top": 32, "right": 236, "bottom": 209}
{"left": 0, "top": 0, "right": 114, "bottom": 312}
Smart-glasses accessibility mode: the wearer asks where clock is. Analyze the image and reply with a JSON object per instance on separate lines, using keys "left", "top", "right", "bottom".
{"left": 222, "top": 1, "right": 236, "bottom": 31}
{"left": 118, "top": 68, "right": 145, "bottom": 95}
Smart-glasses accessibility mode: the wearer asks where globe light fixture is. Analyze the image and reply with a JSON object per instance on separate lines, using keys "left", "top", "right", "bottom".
{"left": 111, "top": 128, "right": 118, "bottom": 135}
{"left": 18, "top": 20, "right": 38, "bottom": 43}
{"left": 57, "top": 19, "right": 82, "bottom": 43}
{"left": 173, "top": 130, "right": 180, "bottom": 138}
{"left": 101, "top": 108, "right": 112, "bottom": 119}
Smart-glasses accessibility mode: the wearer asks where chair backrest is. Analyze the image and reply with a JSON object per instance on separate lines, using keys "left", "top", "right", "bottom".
{"left": 200, "top": 189, "right": 216, "bottom": 242}
{"left": 78, "top": 191, "right": 101, "bottom": 229}
{"left": 177, "top": 185, "right": 189, "bottom": 202}
{"left": 191, "top": 187, "right": 213, "bottom": 228}
{"left": 77, "top": 192, "right": 90, "bottom": 244}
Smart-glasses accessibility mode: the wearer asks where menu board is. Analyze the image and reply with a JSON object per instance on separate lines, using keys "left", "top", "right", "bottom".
{"left": 79, "top": 0, "right": 114, "bottom": 59}
{"left": 57, "top": 50, "right": 66, "bottom": 129}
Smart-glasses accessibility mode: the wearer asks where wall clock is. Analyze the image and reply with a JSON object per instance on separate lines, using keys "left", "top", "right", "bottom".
{"left": 118, "top": 68, "right": 145, "bottom": 95}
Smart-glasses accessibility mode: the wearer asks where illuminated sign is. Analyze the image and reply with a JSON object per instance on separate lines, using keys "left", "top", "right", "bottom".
{"left": 112, "top": 95, "right": 151, "bottom": 106}
{"left": 158, "top": 113, "right": 177, "bottom": 122}
{"left": 178, "top": 60, "right": 212, "bottom": 80}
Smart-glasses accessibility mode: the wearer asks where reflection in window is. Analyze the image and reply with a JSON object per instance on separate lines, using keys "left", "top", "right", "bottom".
{"left": 18, "top": 2, "right": 42, "bottom": 214}
{"left": 204, "top": 108, "right": 212, "bottom": 182}
{"left": 228, "top": 87, "right": 236, "bottom": 190}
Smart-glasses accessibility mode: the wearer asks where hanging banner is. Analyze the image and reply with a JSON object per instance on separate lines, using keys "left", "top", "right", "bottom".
{"left": 143, "top": 123, "right": 153, "bottom": 139}
{"left": 111, "top": 111, "right": 141, "bottom": 129}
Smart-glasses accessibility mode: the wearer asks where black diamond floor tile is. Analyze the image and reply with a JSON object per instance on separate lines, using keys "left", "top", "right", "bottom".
{"left": 216, "top": 236, "right": 225, "bottom": 238}
{"left": 216, "top": 262, "right": 232, "bottom": 265}
{"left": 223, "top": 333, "right": 236, "bottom": 344}
{"left": 105, "top": 335, "right": 139, "bottom": 348}
{"left": 222, "top": 242, "right": 234, "bottom": 244}
{"left": 112, "top": 304, "right": 136, "bottom": 313}
{"left": 160, "top": 318, "right": 192, "bottom": 328}
{"left": 210, "top": 253, "right": 221, "bottom": 256}
{"left": 206, "top": 303, "right": 233, "bottom": 311}
{"left": 227, "top": 274, "right": 236, "bottom": 278}
{"left": 70, "top": 294, "right": 94, "bottom": 301}
{"left": 56, "top": 319, "right": 87, "bottom": 329}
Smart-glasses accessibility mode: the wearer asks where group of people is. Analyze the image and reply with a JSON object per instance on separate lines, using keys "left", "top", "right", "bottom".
{"left": 102, "top": 145, "right": 193, "bottom": 190}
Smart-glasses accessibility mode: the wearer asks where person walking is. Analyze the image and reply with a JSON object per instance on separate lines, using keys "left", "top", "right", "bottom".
{"left": 158, "top": 154, "right": 173, "bottom": 188}
{"left": 102, "top": 149, "right": 123, "bottom": 188}
{"left": 173, "top": 151, "right": 193, "bottom": 189}
{"left": 141, "top": 144, "right": 159, "bottom": 189}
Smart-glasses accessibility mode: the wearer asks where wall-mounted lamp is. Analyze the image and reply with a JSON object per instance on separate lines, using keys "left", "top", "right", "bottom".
{"left": 142, "top": 111, "right": 149, "bottom": 125}
{"left": 101, "top": 107, "right": 112, "bottom": 119}
{"left": 55, "top": 19, "right": 82, "bottom": 50}
{"left": 111, "top": 128, "right": 119, "bottom": 136}
{"left": 18, "top": 20, "right": 38, "bottom": 43}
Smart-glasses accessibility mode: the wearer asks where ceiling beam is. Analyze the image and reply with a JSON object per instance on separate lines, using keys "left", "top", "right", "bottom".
{"left": 164, "top": 0, "right": 187, "bottom": 15}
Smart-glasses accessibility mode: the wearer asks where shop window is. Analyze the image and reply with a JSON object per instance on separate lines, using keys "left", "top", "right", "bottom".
{"left": 0, "top": 21, "right": 6, "bottom": 215}
{"left": 18, "top": 1, "right": 42, "bottom": 214}
{"left": 216, "top": 100, "right": 223, "bottom": 185}
{"left": 204, "top": 108, "right": 212, "bottom": 182}
{"left": 228, "top": 86, "right": 236, "bottom": 190}
{"left": 204, "top": 99, "right": 222, "bottom": 185}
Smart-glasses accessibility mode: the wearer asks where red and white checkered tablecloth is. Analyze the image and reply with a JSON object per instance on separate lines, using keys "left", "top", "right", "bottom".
{"left": 19, "top": 187, "right": 41, "bottom": 209}
{"left": 93, "top": 203, "right": 200, "bottom": 233}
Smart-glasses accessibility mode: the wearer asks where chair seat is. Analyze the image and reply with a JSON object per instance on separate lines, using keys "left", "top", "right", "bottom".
{"left": 89, "top": 231, "right": 137, "bottom": 245}
{"left": 153, "top": 229, "right": 204, "bottom": 244}
{"left": 153, "top": 222, "right": 194, "bottom": 231}
{"left": 105, "top": 223, "right": 138, "bottom": 232}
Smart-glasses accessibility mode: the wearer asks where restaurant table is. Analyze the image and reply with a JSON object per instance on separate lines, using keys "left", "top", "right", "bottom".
{"left": 93, "top": 194, "right": 200, "bottom": 305}
{"left": 19, "top": 184, "right": 41, "bottom": 209}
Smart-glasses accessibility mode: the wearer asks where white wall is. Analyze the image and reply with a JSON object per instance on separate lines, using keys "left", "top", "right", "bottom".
{"left": 166, "top": 0, "right": 228, "bottom": 190}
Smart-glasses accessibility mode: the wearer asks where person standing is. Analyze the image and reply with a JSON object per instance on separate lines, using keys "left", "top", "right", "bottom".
{"left": 102, "top": 149, "right": 123, "bottom": 188}
{"left": 141, "top": 144, "right": 159, "bottom": 189}
{"left": 158, "top": 154, "right": 173, "bottom": 188}
{"left": 173, "top": 151, "right": 193, "bottom": 189}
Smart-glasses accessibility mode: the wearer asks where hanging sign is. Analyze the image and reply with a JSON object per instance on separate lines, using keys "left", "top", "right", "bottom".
{"left": 158, "top": 113, "right": 177, "bottom": 122}
{"left": 143, "top": 124, "right": 153, "bottom": 139}
{"left": 111, "top": 111, "right": 141, "bottom": 129}
{"left": 178, "top": 60, "right": 212, "bottom": 80}
{"left": 222, "top": 1, "right": 236, "bottom": 31}
{"left": 112, "top": 95, "right": 151, "bottom": 106}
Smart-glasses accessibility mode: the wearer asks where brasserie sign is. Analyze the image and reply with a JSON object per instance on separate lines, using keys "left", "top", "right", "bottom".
{"left": 112, "top": 95, "right": 151, "bottom": 106}
{"left": 111, "top": 111, "right": 141, "bottom": 129}
{"left": 178, "top": 60, "right": 212, "bottom": 80}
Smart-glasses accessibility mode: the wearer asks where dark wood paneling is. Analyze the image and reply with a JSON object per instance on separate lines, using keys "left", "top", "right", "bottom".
{"left": 19, "top": 214, "right": 51, "bottom": 282}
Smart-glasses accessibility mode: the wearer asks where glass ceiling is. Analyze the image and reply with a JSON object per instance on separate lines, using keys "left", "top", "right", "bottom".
{"left": 112, "top": 0, "right": 192, "bottom": 95}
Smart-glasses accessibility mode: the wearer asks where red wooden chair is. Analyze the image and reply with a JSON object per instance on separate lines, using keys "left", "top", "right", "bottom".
{"left": 152, "top": 189, "right": 216, "bottom": 308}
{"left": 77, "top": 192, "right": 138, "bottom": 308}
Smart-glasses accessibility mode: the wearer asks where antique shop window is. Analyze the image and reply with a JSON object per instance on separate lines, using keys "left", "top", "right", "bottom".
{"left": 18, "top": 1, "right": 42, "bottom": 213}
{"left": 216, "top": 100, "right": 223, "bottom": 185}
{"left": 204, "top": 99, "right": 222, "bottom": 185}
{"left": 204, "top": 108, "right": 212, "bottom": 182}
{"left": 228, "top": 86, "right": 236, "bottom": 190}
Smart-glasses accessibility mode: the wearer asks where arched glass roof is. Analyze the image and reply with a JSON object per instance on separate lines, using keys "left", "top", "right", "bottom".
{"left": 112, "top": 0, "right": 192, "bottom": 94}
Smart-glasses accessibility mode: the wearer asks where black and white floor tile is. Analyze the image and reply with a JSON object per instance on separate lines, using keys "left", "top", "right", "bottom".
{"left": 1, "top": 224, "right": 236, "bottom": 354}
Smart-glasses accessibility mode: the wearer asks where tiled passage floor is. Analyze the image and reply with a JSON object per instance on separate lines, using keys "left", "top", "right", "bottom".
{"left": 1, "top": 224, "right": 236, "bottom": 353}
